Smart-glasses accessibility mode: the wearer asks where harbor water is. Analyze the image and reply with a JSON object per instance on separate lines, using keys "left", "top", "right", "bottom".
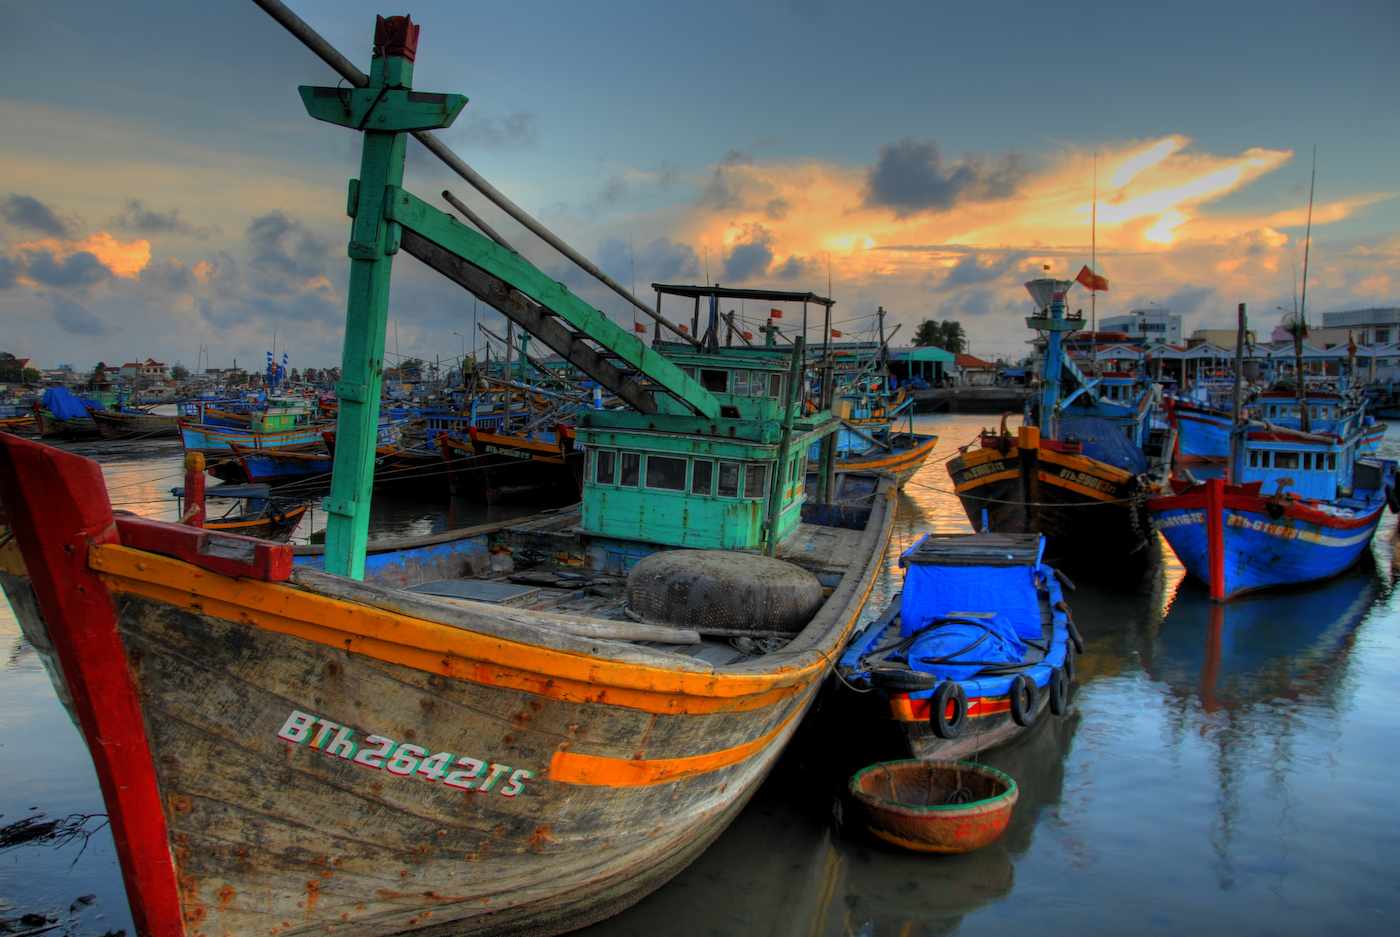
{"left": 5, "top": 413, "right": 1400, "bottom": 935}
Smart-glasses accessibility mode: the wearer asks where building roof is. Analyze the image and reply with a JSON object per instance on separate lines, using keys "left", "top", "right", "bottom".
{"left": 955, "top": 353, "right": 996, "bottom": 369}
{"left": 890, "top": 345, "right": 956, "bottom": 363}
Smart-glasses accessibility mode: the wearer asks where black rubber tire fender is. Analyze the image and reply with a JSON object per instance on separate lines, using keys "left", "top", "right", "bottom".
{"left": 1009, "top": 673, "right": 1038, "bottom": 728}
{"left": 1063, "top": 639, "right": 1076, "bottom": 683}
{"left": 868, "top": 669, "right": 941, "bottom": 693}
{"left": 929, "top": 680, "right": 969, "bottom": 739}
{"left": 1049, "top": 667, "right": 1069, "bottom": 716}
{"left": 1067, "top": 619, "right": 1086, "bottom": 655}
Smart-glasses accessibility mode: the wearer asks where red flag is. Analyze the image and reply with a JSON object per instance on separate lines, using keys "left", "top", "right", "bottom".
{"left": 1075, "top": 265, "right": 1109, "bottom": 292}
{"left": 634, "top": 322, "right": 647, "bottom": 333}
{"left": 1349, "top": 330, "right": 1357, "bottom": 355}
{"left": 769, "top": 308, "right": 783, "bottom": 318}
{"left": 831, "top": 329, "right": 842, "bottom": 338}
{"left": 678, "top": 324, "right": 689, "bottom": 334}
{"left": 1042, "top": 264, "right": 1051, "bottom": 271}
{"left": 743, "top": 331, "right": 753, "bottom": 340}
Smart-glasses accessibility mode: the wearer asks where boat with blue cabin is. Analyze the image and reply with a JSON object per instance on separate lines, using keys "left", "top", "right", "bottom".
{"left": 1148, "top": 414, "right": 1398, "bottom": 600}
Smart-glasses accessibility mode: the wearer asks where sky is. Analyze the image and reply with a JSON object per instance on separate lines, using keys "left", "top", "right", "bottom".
{"left": 1, "top": 0, "right": 1396, "bottom": 373}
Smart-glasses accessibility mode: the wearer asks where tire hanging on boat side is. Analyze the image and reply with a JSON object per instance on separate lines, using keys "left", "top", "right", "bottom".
{"left": 929, "top": 680, "right": 968, "bottom": 739}
{"left": 1009, "top": 673, "right": 1038, "bottom": 727}
{"left": 1063, "top": 639, "right": 1076, "bottom": 683}
{"left": 1048, "top": 667, "right": 1069, "bottom": 716}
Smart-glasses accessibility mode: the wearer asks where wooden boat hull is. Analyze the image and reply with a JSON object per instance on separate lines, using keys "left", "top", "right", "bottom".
{"left": 1148, "top": 482, "right": 1385, "bottom": 599}
{"left": 835, "top": 433, "right": 938, "bottom": 486}
{"left": 35, "top": 407, "right": 101, "bottom": 439}
{"left": 467, "top": 428, "right": 583, "bottom": 506}
{"left": 91, "top": 409, "right": 181, "bottom": 439}
{"left": 204, "top": 502, "right": 308, "bottom": 541}
{"left": 1167, "top": 398, "right": 1230, "bottom": 464}
{"left": 946, "top": 437, "right": 1152, "bottom": 567}
{"left": 0, "top": 433, "right": 894, "bottom": 937}
{"left": 1360, "top": 421, "right": 1386, "bottom": 455}
{"left": 180, "top": 420, "right": 324, "bottom": 452}
{"left": 208, "top": 447, "right": 334, "bottom": 487}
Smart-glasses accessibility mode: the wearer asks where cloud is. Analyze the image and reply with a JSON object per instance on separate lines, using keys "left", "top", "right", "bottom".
{"left": 49, "top": 293, "right": 120, "bottom": 335}
{"left": 864, "top": 138, "right": 1028, "bottom": 217}
{"left": 724, "top": 225, "right": 775, "bottom": 282}
{"left": 1, "top": 194, "right": 70, "bottom": 237}
{"left": 116, "top": 199, "right": 188, "bottom": 234}
{"left": 245, "top": 211, "right": 333, "bottom": 292}
{"left": 455, "top": 111, "right": 538, "bottom": 150}
{"left": 597, "top": 236, "right": 699, "bottom": 285}
{"left": 943, "top": 250, "right": 1025, "bottom": 286}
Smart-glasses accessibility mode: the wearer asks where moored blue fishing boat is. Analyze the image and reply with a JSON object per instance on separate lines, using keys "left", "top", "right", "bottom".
{"left": 1149, "top": 421, "right": 1398, "bottom": 600}
{"left": 837, "top": 532, "right": 1081, "bottom": 760}
{"left": 1166, "top": 395, "right": 1233, "bottom": 463}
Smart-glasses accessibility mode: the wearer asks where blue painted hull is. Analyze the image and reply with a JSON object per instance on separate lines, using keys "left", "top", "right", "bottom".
{"left": 1150, "top": 493, "right": 1383, "bottom": 598}
{"left": 181, "top": 424, "right": 323, "bottom": 452}
{"left": 240, "top": 451, "right": 333, "bottom": 483}
{"left": 1360, "top": 423, "right": 1386, "bottom": 454}
{"left": 1173, "top": 406, "right": 1230, "bottom": 462}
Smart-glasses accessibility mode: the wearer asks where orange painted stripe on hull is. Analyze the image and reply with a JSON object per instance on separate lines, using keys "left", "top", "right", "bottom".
{"left": 90, "top": 545, "right": 823, "bottom": 714}
{"left": 549, "top": 705, "right": 803, "bottom": 786}
{"left": 889, "top": 695, "right": 1010, "bottom": 721}
{"left": 952, "top": 469, "right": 1019, "bottom": 493}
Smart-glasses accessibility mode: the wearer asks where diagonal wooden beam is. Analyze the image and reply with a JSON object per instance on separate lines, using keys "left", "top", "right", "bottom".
{"left": 385, "top": 185, "right": 719, "bottom": 418}
{"left": 399, "top": 229, "right": 657, "bottom": 413}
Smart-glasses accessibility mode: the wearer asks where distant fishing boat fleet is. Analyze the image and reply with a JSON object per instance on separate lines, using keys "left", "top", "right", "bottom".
{"left": 1, "top": 7, "right": 1397, "bottom": 935}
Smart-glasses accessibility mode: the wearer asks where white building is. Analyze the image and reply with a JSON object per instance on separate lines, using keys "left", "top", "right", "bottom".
{"left": 1320, "top": 307, "right": 1400, "bottom": 346}
{"left": 1099, "top": 308, "right": 1184, "bottom": 345}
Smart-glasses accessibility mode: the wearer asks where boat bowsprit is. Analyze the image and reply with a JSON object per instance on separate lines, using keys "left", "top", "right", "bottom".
{"left": 838, "top": 532, "right": 1081, "bottom": 760}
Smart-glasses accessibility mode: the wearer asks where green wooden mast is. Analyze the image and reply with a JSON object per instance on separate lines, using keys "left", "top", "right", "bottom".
{"left": 299, "top": 15, "right": 466, "bottom": 578}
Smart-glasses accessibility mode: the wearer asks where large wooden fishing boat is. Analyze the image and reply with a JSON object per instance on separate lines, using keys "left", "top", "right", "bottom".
{"left": 90, "top": 407, "right": 181, "bottom": 439}
{"left": 0, "top": 11, "right": 897, "bottom": 934}
{"left": 947, "top": 279, "right": 1157, "bottom": 567}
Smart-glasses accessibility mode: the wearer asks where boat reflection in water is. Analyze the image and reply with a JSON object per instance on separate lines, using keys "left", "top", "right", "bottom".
{"left": 580, "top": 686, "right": 1080, "bottom": 937}
{"left": 1142, "top": 556, "right": 1384, "bottom": 887}
{"left": 1146, "top": 554, "right": 1382, "bottom": 714}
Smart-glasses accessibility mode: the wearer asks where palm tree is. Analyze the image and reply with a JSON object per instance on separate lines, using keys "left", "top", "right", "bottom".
{"left": 913, "top": 319, "right": 942, "bottom": 347}
{"left": 938, "top": 320, "right": 967, "bottom": 354}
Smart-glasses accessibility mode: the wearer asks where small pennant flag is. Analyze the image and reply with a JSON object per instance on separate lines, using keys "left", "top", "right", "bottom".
{"left": 634, "top": 322, "right": 647, "bottom": 333}
{"left": 1042, "top": 264, "right": 1051, "bottom": 271}
{"left": 743, "top": 331, "right": 754, "bottom": 340}
{"left": 831, "top": 329, "right": 842, "bottom": 338}
{"left": 769, "top": 308, "right": 783, "bottom": 318}
{"left": 678, "top": 324, "right": 689, "bottom": 334}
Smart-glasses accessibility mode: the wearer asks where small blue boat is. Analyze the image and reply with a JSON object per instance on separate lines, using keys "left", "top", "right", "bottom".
{"left": 1149, "top": 418, "right": 1398, "bottom": 600}
{"left": 207, "top": 446, "right": 333, "bottom": 487}
{"left": 837, "top": 532, "right": 1081, "bottom": 760}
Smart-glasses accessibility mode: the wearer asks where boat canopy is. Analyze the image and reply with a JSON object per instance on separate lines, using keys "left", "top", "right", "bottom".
{"left": 41, "top": 386, "right": 105, "bottom": 420}
{"left": 898, "top": 533, "right": 1044, "bottom": 641}
{"left": 1059, "top": 416, "right": 1150, "bottom": 473}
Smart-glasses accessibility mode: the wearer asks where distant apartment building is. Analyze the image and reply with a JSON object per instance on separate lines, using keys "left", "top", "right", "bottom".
{"left": 1099, "top": 308, "right": 1184, "bottom": 345}
{"left": 119, "top": 358, "right": 169, "bottom": 381}
{"left": 1319, "top": 307, "right": 1400, "bottom": 346}
{"left": 1187, "top": 328, "right": 1257, "bottom": 351}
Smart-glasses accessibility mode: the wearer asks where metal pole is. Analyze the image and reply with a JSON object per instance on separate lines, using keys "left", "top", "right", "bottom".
{"left": 248, "top": 0, "right": 700, "bottom": 348}
{"left": 1230, "top": 302, "right": 1247, "bottom": 482}
{"left": 441, "top": 190, "right": 513, "bottom": 250}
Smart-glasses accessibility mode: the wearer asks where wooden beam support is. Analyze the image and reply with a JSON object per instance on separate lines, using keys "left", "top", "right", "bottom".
{"left": 400, "top": 229, "right": 657, "bottom": 414}
{"left": 386, "top": 186, "right": 720, "bottom": 418}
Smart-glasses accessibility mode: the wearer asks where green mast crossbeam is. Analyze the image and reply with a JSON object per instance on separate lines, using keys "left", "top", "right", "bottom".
{"left": 299, "top": 14, "right": 464, "bottom": 580}
{"left": 384, "top": 188, "right": 719, "bottom": 418}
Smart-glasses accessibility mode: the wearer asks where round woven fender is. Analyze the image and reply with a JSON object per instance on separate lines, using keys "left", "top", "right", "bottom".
{"left": 624, "top": 549, "right": 824, "bottom": 634}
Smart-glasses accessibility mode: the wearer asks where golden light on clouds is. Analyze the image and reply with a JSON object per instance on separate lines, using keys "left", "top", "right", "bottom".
{"left": 11, "top": 231, "right": 151, "bottom": 280}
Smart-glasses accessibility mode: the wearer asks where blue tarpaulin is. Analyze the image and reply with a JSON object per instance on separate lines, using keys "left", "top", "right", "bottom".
{"left": 41, "top": 387, "right": 105, "bottom": 421}
{"left": 905, "top": 617, "right": 1026, "bottom": 682}
{"left": 901, "top": 562, "right": 1042, "bottom": 641}
{"left": 1058, "top": 416, "right": 1148, "bottom": 473}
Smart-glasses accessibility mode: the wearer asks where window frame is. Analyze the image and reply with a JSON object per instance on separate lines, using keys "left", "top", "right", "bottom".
{"left": 644, "top": 454, "right": 688, "bottom": 492}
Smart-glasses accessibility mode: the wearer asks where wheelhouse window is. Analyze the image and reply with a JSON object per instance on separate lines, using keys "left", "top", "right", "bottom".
{"left": 1327, "top": 453, "right": 1337, "bottom": 470}
{"left": 645, "top": 455, "right": 687, "bottom": 491}
{"left": 718, "top": 461, "right": 740, "bottom": 497}
{"left": 768, "top": 373, "right": 783, "bottom": 398}
{"left": 692, "top": 459, "right": 713, "bottom": 495}
{"left": 700, "top": 369, "right": 729, "bottom": 392}
{"left": 1274, "top": 452, "right": 1300, "bottom": 469}
{"left": 733, "top": 370, "right": 750, "bottom": 396}
{"left": 1303, "top": 452, "right": 1313, "bottom": 471}
{"left": 620, "top": 452, "right": 641, "bottom": 487}
{"left": 745, "top": 463, "right": 769, "bottom": 499}
{"left": 595, "top": 449, "right": 616, "bottom": 485}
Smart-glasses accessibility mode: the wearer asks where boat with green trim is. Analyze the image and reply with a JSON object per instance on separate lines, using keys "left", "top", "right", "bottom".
{"left": 0, "top": 14, "right": 896, "bottom": 937}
